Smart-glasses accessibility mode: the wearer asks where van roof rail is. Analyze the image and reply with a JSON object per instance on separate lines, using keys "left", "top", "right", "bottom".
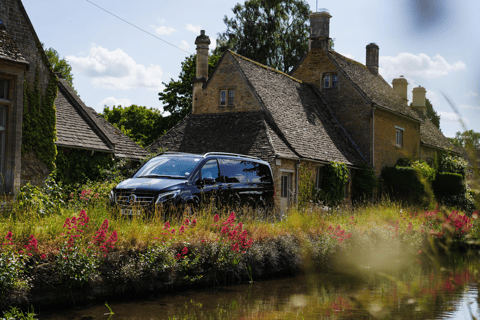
{"left": 155, "top": 151, "right": 201, "bottom": 157}
{"left": 203, "top": 152, "right": 261, "bottom": 160}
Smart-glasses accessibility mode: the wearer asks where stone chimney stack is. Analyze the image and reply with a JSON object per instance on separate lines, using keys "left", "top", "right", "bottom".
{"left": 308, "top": 10, "right": 332, "bottom": 51}
{"left": 366, "top": 43, "right": 379, "bottom": 75}
{"left": 412, "top": 85, "right": 427, "bottom": 114}
{"left": 192, "top": 30, "right": 210, "bottom": 114}
{"left": 392, "top": 76, "right": 409, "bottom": 106}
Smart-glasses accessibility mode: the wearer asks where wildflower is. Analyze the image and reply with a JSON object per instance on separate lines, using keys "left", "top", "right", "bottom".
{"left": 5, "top": 231, "right": 13, "bottom": 241}
{"left": 171, "top": 229, "right": 176, "bottom": 234}
{"left": 191, "top": 219, "right": 197, "bottom": 227}
{"left": 184, "top": 219, "right": 190, "bottom": 225}
{"left": 175, "top": 253, "right": 182, "bottom": 260}
{"left": 163, "top": 222, "right": 171, "bottom": 230}
{"left": 231, "top": 243, "right": 239, "bottom": 251}
{"left": 213, "top": 214, "right": 220, "bottom": 223}
{"left": 40, "top": 254, "right": 46, "bottom": 259}
{"left": 181, "top": 247, "right": 188, "bottom": 255}
{"left": 179, "top": 225, "right": 186, "bottom": 234}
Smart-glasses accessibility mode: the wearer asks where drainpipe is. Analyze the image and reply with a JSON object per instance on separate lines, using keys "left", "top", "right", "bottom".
{"left": 295, "top": 160, "right": 300, "bottom": 206}
{"left": 371, "top": 104, "right": 376, "bottom": 168}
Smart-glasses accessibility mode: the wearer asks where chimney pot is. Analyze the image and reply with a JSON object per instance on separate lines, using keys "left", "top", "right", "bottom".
{"left": 192, "top": 30, "right": 210, "bottom": 114}
{"left": 412, "top": 85, "right": 427, "bottom": 114}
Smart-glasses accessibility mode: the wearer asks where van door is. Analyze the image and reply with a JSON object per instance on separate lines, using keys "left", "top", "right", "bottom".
{"left": 280, "top": 172, "right": 293, "bottom": 213}
{"left": 218, "top": 159, "right": 243, "bottom": 208}
{"left": 199, "top": 159, "right": 221, "bottom": 206}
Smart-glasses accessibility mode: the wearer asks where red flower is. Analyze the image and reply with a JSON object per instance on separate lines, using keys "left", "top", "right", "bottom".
{"left": 179, "top": 225, "right": 186, "bottom": 234}
{"left": 40, "top": 254, "right": 46, "bottom": 259}
{"left": 191, "top": 219, "right": 197, "bottom": 227}
{"left": 213, "top": 214, "right": 219, "bottom": 223}
{"left": 181, "top": 247, "right": 188, "bottom": 255}
{"left": 184, "top": 219, "right": 190, "bottom": 225}
{"left": 163, "top": 222, "right": 170, "bottom": 230}
{"left": 231, "top": 243, "right": 239, "bottom": 251}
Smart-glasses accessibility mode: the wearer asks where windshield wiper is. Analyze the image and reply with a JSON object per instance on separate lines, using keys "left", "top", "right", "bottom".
{"left": 137, "top": 175, "right": 185, "bottom": 179}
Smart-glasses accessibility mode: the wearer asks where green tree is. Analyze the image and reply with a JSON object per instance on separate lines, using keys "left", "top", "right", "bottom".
{"left": 217, "top": 0, "right": 311, "bottom": 73}
{"left": 158, "top": 53, "right": 221, "bottom": 123}
{"left": 101, "top": 105, "right": 170, "bottom": 148}
{"left": 425, "top": 98, "right": 441, "bottom": 129}
{"left": 448, "top": 130, "right": 480, "bottom": 149}
{"left": 44, "top": 46, "right": 75, "bottom": 90}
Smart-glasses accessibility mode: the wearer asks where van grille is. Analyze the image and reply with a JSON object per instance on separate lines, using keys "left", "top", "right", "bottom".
{"left": 115, "top": 192, "right": 155, "bottom": 208}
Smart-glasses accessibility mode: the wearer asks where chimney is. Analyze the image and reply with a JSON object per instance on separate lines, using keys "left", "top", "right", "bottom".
{"left": 192, "top": 30, "right": 210, "bottom": 114}
{"left": 412, "top": 85, "right": 427, "bottom": 114}
{"left": 308, "top": 9, "right": 332, "bottom": 51}
{"left": 366, "top": 43, "right": 379, "bottom": 75}
{"left": 392, "top": 76, "right": 408, "bottom": 106}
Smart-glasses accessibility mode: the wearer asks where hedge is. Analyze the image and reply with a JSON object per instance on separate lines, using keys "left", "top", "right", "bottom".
{"left": 432, "top": 172, "right": 465, "bottom": 197}
{"left": 381, "top": 166, "right": 424, "bottom": 201}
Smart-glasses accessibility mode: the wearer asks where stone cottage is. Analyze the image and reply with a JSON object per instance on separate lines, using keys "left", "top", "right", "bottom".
{"left": 149, "top": 10, "right": 455, "bottom": 212}
{"left": 0, "top": 0, "right": 147, "bottom": 193}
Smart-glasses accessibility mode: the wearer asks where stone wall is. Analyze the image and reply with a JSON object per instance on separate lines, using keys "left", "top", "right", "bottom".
{"left": 195, "top": 54, "right": 262, "bottom": 114}
{"left": 291, "top": 48, "right": 372, "bottom": 165}
{"left": 0, "top": 0, "right": 55, "bottom": 188}
{"left": 374, "top": 108, "right": 420, "bottom": 176}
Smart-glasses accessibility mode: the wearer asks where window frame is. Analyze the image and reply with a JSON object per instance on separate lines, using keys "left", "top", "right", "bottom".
{"left": 0, "top": 79, "right": 10, "bottom": 101}
{"left": 228, "top": 89, "right": 235, "bottom": 107}
{"left": 322, "top": 73, "right": 338, "bottom": 89}
{"left": 219, "top": 90, "right": 226, "bottom": 107}
{"left": 395, "top": 126, "right": 404, "bottom": 148}
{"left": 315, "top": 166, "right": 323, "bottom": 189}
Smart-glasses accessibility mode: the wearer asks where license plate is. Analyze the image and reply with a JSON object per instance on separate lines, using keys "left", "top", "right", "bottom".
{"left": 120, "top": 209, "right": 142, "bottom": 215}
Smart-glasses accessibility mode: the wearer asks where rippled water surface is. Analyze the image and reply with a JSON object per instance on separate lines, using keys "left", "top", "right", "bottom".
{"left": 40, "top": 261, "right": 480, "bottom": 320}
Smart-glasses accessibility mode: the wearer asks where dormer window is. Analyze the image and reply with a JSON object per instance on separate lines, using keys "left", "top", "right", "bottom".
{"left": 323, "top": 73, "right": 338, "bottom": 89}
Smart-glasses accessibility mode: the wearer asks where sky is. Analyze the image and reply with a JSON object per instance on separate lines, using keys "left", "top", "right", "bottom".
{"left": 22, "top": 0, "right": 480, "bottom": 138}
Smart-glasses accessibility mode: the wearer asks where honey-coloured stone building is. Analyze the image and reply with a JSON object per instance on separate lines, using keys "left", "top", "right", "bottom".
{"left": 149, "top": 10, "right": 454, "bottom": 212}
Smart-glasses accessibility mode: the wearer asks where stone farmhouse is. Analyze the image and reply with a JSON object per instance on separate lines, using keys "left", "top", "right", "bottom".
{"left": 0, "top": 0, "right": 147, "bottom": 193}
{"left": 149, "top": 10, "right": 455, "bottom": 212}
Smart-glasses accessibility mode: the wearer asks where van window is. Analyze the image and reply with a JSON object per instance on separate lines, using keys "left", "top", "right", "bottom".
{"left": 201, "top": 160, "right": 220, "bottom": 181}
{"left": 219, "top": 159, "right": 245, "bottom": 183}
{"left": 244, "top": 161, "right": 272, "bottom": 183}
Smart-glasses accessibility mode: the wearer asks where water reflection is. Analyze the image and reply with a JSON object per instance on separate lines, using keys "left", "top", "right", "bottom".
{"left": 40, "top": 260, "right": 480, "bottom": 320}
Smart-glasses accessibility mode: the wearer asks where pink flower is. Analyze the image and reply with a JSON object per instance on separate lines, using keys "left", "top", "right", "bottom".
{"left": 40, "top": 254, "right": 46, "bottom": 259}
{"left": 213, "top": 214, "right": 219, "bottom": 223}
{"left": 231, "top": 243, "right": 239, "bottom": 251}
{"left": 191, "top": 219, "right": 197, "bottom": 227}
{"left": 181, "top": 247, "right": 188, "bottom": 255}
{"left": 163, "top": 222, "right": 171, "bottom": 230}
{"left": 179, "top": 225, "right": 186, "bottom": 234}
{"left": 184, "top": 219, "right": 190, "bottom": 225}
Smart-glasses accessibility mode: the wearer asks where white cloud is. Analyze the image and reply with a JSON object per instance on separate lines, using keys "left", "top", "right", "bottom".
{"left": 463, "top": 90, "right": 478, "bottom": 98}
{"left": 186, "top": 23, "right": 201, "bottom": 34}
{"left": 179, "top": 40, "right": 190, "bottom": 51}
{"left": 379, "top": 53, "right": 466, "bottom": 80}
{"left": 156, "top": 18, "right": 165, "bottom": 24}
{"left": 151, "top": 25, "right": 176, "bottom": 35}
{"left": 210, "top": 38, "right": 217, "bottom": 50}
{"left": 459, "top": 104, "right": 480, "bottom": 110}
{"left": 438, "top": 111, "right": 470, "bottom": 125}
{"left": 67, "top": 46, "right": 164, "bottom": 91}
{"left": 99, "top": 97, "right": 132, "bottom": 108}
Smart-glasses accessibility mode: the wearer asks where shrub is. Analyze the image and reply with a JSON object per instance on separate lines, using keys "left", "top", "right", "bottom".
{"left": 433, "top": 173, "right": 465, "bottom": 197}
{"left": 439, "top": 153, "right": 468, "bottom": 178}
{"left": 351, "top": 164, "right": 377, "bottom": 204}
{"left": 318, "top": 162, "right": 349, "bottom": 207}
{"left": 381, "top": 166, "right": 424, "bottom": 202}
{"left": 412, "top": 160, "right": 436, "bottom": 183}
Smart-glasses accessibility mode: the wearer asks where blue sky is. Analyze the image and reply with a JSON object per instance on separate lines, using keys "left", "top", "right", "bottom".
{"left": 23, "top": 0, "right": 480, "bottom": 138}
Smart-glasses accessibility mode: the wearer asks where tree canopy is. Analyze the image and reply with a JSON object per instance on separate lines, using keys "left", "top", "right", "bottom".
{"left": 101, "top": 105, "right": 172, "bottom": 148}
{"left": 425, "top": 98, "right": 441, "bottom": 130}
{"left": 44, "top": 46, "right": 75, "bottom": 91}
{"left": 217, "top": 0, "right": 311, "bottom": 73}
{"left": 448, "top": 130, "right": 480, "bottom": 149}
{"left": 158, "top": 53, "right": 221, "bottom": 123}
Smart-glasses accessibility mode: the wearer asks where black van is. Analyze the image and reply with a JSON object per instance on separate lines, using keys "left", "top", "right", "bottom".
{"left": 109, "top": 152, "right": 275, "bottom": 215}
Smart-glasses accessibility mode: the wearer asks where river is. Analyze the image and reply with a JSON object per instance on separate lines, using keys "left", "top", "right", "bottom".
{"left": 39, "top": 255, "right": 479, "bottom": 320}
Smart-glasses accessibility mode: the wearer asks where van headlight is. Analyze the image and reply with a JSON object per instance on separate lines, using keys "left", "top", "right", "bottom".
{"left": 109, "top": 190, "right": 115, "bottom": 204}
{"left": 156, "top": 190, "right": 181, "bottom": 204}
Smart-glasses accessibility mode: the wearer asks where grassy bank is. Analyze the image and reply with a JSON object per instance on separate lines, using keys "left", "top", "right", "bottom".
{"left": 0, "top": 185, "right": 479, "bottom": 309}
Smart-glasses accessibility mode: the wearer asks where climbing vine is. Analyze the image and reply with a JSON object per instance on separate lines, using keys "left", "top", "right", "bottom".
{"left": 22, "top": 68, "right": 57, "bottom": 171}
{"left": 318, "top": 161, "right": 349, "bottom": 208}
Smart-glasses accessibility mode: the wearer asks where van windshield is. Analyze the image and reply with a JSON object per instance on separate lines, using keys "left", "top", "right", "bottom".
{"left": 134, "top": 157, "right": 201, "bottom": 178}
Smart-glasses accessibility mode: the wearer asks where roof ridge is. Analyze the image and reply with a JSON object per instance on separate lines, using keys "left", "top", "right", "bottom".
{"left": 229, "top": 50, "right": 302, "bottom": 84}
{"left": 328, "top": 50, "right": 369, "bottom": 69}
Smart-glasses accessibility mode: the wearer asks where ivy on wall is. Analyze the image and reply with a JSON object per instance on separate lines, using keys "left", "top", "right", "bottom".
{"left": 55, "top": 147, "right": 114, "bottom": 186}
{"left": 22, "top": 68, "right": 57, "bottom": 171}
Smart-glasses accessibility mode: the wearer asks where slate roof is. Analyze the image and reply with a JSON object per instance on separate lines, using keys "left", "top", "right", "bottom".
{"left": 230, "top": 51, "right": 364, "bottom": 166}
{"left": 148, "top": 111, "right": 276, "bottom": 162}
{"left": 0, "top": 23, "right": 28, "bottom": 66}
{"left": 325, "top": 50, "right": 422, "bottom": 122}
{"left": 416, "top": 111, "right": 455, "bottom": 151}
{"left": 150, "top": 51, "right": 365, "bottom": 167}
{"left": 55, "top": 77, "right": 148, "bottom": 160}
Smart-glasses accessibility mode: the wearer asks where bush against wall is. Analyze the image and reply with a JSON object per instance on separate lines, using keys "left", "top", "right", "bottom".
{"left": 318, "top": 162, "right": 349, "bottom": 208}
{"left": 433, "top": 173, "right": 465, "bottom": 197}
{"left": 439, "top": 153, "right": 468, "bottom": 178}
{"left": 351, "top": 164, "right": 376, "bottom": 204}
{"left": 382, "top": 166, "right": 424, "bottom": 202}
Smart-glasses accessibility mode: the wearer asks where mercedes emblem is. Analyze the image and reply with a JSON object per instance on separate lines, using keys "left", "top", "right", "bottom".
{"left": 129, "top": 194, "right": 137, "bottom": 206}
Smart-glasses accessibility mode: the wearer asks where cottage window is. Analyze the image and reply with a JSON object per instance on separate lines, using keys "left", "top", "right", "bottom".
{"left": 228, "top": 89, "right": 235, "bottom": 106}
{"left": 0, "top": 79, "right": 9, "bottom": 100}
{"left": 315, "top": 166, "right": 323, "bottom": 189}
{"left": 396, "top": 127, "right": 404, "bottom": 148}
{"left": 220, "top": 90, "right": 226, "bottom": 106}
{"left": 323, "top": 73, "right": 338, "bottom": 89}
